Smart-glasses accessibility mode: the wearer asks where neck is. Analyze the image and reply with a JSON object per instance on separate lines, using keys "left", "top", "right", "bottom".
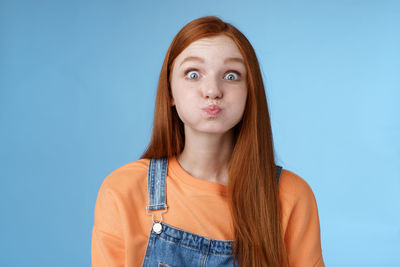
{"left": 177, "top": 128, "right": 234, "bottom": 185}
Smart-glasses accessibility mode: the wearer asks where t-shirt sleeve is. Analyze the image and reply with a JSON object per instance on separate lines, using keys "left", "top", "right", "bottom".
{"left": 91, "top": 181, "right": 125, "bottom": 267}
{"left": 280, "top": 171, "right": 325, "bottom": 267}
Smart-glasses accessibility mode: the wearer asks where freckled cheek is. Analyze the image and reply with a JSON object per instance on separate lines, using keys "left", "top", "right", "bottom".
{"left": 228, "top": 103, "right": 246, "bottom": 119}
{"left": 174, "top": 100, "right": 198, "bottom": 118}
{"left": 174, "top": 103, "right": 202, "bottom": 126}
{"left": 227, "top": 87, "right": 247, "bottom": 103}
{"left": 232, "top": 91, "right": 248, "bottom": 117}
{"left": 173, "top": 87, "right": 198, "bottom": 104}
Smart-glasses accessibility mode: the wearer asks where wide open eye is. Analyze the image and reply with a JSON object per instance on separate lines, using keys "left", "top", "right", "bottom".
{"left": 224, "top": 72, "right": 240, "bottom": 81}
{"left": 185, "top": 70, "right": 200, "bottom": 80}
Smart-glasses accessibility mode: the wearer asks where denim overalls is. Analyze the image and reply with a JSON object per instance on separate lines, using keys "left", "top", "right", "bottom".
{"left": 141, "top": 157, "right": 282, "bottom": 267}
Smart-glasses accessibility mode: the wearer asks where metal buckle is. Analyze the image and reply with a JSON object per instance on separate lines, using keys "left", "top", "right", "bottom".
{"left": 146, "top": 206, "right": 168, "bottom": 224}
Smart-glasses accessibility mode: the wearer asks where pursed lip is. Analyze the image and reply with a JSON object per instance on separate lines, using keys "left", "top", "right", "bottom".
{"left": 202, "top": 105, "right": 222, "bottom": 116}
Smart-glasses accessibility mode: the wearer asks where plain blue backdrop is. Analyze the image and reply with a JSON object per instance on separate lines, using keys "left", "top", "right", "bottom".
{"left": 1, "top": 0, "right": 399, "bottom": 266}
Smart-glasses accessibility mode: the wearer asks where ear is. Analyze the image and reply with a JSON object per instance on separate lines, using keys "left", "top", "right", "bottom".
{"left": 169, "top": 81, "right": 175, "bottom": 106}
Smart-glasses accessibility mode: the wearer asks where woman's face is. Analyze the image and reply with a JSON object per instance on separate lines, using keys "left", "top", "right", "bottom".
{"left": 170, "top": 34, "right": 248, "bottom": 136}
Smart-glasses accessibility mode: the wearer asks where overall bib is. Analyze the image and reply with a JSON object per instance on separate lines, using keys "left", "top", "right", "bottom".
{"left": 141, "top": 157, "right": 282, "bottom": 267}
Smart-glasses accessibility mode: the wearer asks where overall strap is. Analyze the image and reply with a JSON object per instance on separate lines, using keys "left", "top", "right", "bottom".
{"left": 276, "top": 165, "right": 283, "bottom": 184}
{"left": 147, "top": 157, "right": 168, "bottom": 211}
{"left": 146, "top": 158, "right": 282, "bottom": 210}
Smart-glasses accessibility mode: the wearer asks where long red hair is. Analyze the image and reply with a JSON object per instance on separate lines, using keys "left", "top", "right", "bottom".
{"left": 141, "top": 16, "right": 288, "bottom": 266}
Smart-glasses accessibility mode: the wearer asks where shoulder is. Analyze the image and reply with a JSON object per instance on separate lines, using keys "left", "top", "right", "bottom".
{"left": 278, "top": 168, "right": 322, "bottom": 238}
{"left": 278, "top": 168, "right": 317, "bottom": 207}
{"left": 278, "top": 168, "right": 320, "bottom": 227}
{"left": 98, "top": 158, "right": 150, "bottom": 196}
{"left": 278, "top": 169, "right": 324, "bottom": 265}
{"left": 93, "top": 159, "right": 151, "bottom": 240}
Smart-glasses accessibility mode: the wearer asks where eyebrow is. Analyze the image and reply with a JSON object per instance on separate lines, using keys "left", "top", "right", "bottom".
{"left": 179, "top": 56, "right": 245, "bottom": 67}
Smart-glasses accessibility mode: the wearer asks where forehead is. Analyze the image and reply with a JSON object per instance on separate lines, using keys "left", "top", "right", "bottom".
{"left": 175, "top": 35, "right": 244, "bottom": 62}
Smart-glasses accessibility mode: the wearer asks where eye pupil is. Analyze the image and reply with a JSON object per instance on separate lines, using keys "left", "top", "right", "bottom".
{"left": 187, "top": 71, "right": 238, "bottom": 80}
{"left": 227, "top": 73, "right": 236, "bottom": 80}
{"left": 188, "top": 71, "right": 198, "bottom": 79}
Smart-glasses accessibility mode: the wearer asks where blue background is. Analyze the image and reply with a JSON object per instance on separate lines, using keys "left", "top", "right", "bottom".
{"left": 1, "top": 0, "right": 399, "bottom": 266}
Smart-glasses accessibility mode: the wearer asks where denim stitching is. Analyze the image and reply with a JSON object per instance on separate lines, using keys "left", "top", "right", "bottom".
{"left": 155, "top": 234, "right": 233, "bottom": 256}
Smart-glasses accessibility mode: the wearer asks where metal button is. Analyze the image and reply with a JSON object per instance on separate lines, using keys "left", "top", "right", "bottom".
{"left": 153, "top": 222, "right": 163, "bottom": 234}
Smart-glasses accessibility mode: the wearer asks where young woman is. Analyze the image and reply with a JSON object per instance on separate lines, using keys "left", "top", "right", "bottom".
{"left": 92, "top": 16, "right": 325, "bottom": 267}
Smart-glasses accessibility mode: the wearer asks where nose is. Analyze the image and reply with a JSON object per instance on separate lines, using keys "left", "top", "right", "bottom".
{"left": 202, "top": 75, "right": 223, "bottom": 99}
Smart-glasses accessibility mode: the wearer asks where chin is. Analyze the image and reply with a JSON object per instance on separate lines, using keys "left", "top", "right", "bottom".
{"left": 183, "top": 119, "right": 238, "bottom": 135}
{"left": 196, "top": 126, "right": 235, "bottom": 135}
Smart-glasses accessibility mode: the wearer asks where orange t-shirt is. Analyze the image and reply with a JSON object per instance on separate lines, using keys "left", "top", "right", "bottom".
{"left": 91, "top": 156, "right": 325, "bottom": 266}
